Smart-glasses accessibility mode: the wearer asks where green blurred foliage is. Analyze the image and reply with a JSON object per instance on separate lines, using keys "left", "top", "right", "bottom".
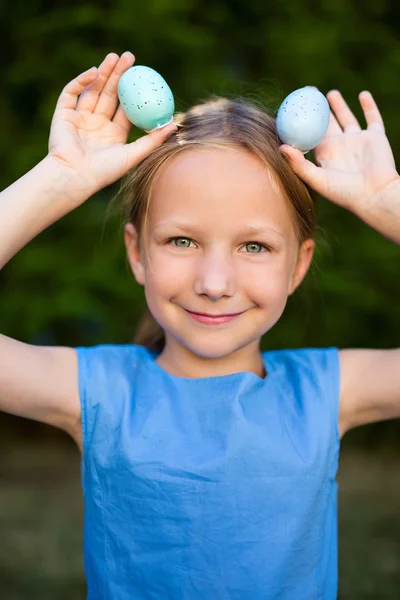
{"left": 0, "top": 0, "right": 399, "bottom": 445}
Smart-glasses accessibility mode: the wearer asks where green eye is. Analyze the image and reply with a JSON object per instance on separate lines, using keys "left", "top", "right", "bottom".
{"left": 172, "top": 237, "right": 193, "bottom": 248}
{"left": 244, "top": 243, "right": 266, "bottom": 253}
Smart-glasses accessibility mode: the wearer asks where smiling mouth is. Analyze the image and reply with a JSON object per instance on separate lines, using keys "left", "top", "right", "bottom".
{"left": 184, "top": 309, "right": 245, "bottom": 325}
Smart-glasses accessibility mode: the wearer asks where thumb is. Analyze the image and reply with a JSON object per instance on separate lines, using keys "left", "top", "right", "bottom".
{"left": 279, "top": 145, "right": 327, "bottom": 196}
{"left": 126, "top": 123, "right": 178, "bottom": 166}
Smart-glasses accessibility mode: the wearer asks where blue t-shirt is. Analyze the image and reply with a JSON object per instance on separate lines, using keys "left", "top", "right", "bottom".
{"left": 76, "top": 343, "right": 340, "bottom": 600}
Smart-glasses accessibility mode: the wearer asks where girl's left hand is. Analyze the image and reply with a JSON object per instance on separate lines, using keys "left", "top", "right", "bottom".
{"left": 279, "top": 90, "right": 399, "bottom": 213}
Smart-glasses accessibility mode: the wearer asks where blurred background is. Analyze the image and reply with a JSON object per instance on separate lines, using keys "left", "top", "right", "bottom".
{"left": 0, "top": 0, "right": 399, "bottom": 598}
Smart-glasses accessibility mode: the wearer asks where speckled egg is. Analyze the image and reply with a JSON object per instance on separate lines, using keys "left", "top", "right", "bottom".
{"left": 276, "top": 86, "right": 330, "bottom": 153}
{"left": 118, "top": 65, "right": 175, "bottom": 132}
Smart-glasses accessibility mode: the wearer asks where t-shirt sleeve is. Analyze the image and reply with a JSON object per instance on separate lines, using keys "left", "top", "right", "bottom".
{"left": 75, "top": 344, "right": 137, "bottom": 462}
{"left": 75, "top": 345, "right": 103, "bottom": 461}
{"left": 297, "top": 346, "right": 341, "bottom": 477}
{"left": 266, "top": 346, "right": 341, "bottom": 480}
{"left": 298, "top": 346, "right": 340, "bottom": 440}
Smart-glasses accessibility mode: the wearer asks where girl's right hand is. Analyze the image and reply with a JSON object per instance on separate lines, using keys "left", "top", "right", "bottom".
{"left": 47, "top": 52, "right": 177, "bottom": 196}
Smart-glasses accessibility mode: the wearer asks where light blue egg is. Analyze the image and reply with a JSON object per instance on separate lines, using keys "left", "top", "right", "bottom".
{"left": 276, "top": 86, "right": 330, "bottom": 153}
{"left": 118, "top": 65, "right": 175, "bottom": 132}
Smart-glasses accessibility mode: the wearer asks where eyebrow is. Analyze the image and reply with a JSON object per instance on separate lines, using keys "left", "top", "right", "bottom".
{"left": 151, "top": 221, "right": 285, "bottom": 238}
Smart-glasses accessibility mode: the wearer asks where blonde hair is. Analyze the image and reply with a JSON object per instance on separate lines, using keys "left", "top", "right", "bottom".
{"left": 113, "top": 96, "right": 318, "bottom": 353}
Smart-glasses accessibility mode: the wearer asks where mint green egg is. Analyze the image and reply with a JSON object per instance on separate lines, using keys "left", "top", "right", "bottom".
{"left": 117, "top": 65, "right": 175, "bottom": 132}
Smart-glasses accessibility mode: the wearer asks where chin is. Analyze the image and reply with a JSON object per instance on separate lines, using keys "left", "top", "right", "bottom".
{"left": 172, "top": 329, "right": 259, "bottom": 361}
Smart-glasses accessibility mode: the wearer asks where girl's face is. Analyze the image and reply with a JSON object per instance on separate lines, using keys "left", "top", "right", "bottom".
{"left": 125, "top": 148, "right": 314, "bottom": 360}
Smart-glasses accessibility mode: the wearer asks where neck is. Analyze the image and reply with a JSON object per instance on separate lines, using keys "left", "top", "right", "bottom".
{"left": 155, "top": 337, "right": 266, "bottom": 379}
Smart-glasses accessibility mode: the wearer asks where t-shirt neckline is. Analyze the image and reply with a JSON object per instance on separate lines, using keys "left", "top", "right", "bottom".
{"left": 139, "top": 345, "right": 273, "bottom": 385}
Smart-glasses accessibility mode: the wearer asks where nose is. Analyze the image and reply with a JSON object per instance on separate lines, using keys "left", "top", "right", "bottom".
{"left": 193, "top": 249, "right": 235, "bottom": 301}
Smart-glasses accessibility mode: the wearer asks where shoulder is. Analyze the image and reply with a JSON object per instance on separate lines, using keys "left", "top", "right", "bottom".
{"left": 264, "top": 346, "right": 340, "bottom": 422}
{"left": 75, "top": 342, "right": 142, "bottom": 361}
{"left": 75, "top": 343, "right": 150, "bottom": 375}
{"left": 75, "top": 343, "right": 153, "bottom": 456}
{"left": 263, "top": 346, "right": 340, "bottom": 412}
{"left": 263, "top": 347, "right": 341, "bottom": 455}
{"left": 264, "top": 346, "right": 339, "bottom": 380}
{"left": 75, "top": 342, "right": 152, "bottom": 411}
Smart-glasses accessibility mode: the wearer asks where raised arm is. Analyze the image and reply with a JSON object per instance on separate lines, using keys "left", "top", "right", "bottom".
{"left": 0, "top": 52, "right": 177, "bottom": 448}
{"left": 280, "top": 90, "right": 400, "bottom": 437}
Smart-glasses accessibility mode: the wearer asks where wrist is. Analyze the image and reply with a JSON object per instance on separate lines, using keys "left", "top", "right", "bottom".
{"left": 356, "top": 175, "right": 400, "bottom": 245}
{"left": 376, "top": 174, "right": 400, "bottom": 206}
{"left": 42, "top": 154, "right": 98, "bottom": 204}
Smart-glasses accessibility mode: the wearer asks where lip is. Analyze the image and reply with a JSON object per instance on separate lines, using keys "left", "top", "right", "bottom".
{"left": 184, "top": 309, "right": 244, "bottom": 325}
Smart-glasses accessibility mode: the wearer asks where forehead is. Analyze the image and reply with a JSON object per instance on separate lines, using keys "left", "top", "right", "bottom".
{"left": 148, "top": 147, "right": 295, "bottom": 239}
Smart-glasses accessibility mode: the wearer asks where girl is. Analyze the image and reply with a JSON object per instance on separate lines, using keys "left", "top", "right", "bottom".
{"left": 0, "top": 51, "right": 399, "bottom": 599}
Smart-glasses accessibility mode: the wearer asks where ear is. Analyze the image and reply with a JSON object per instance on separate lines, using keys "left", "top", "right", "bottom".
{"left": 288, "top": 238, "right": 315, "bottom": 295}
{"left": 124, "top": 223, "right": 145, "bottom": 286}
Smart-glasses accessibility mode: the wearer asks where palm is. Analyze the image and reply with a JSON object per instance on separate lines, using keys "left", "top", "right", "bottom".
{"left": 314, "top": 125, "right": 397, "bottom": 210}
{"left": 47, "top": 52, "right": 176, "bottom": 195}
{"left": 281, "top": 90, "right": 398, "bottom": 212}
{"left": 49, "top": 108, "right": 131, "bottom": 185}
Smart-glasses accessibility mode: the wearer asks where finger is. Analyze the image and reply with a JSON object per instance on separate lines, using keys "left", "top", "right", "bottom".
{"left": 125, "top": 123, "right": 178, "bottom": 166}
{"left": 326, "top": 90, "right": 362, "bottom": 132}
{"left": 75, "top": 53, "right": 120, "bottom": 112}
{"left": 94, "top": 51, "right": 136, "bottom": 119}
{"left": 313, "top": 110, "right": 342, "bottom": 166}
{"left": 279, "top": 145, "right": 329, "bottom": 197}
{"left": 359, "top": 90, "right": 385, "bottom": 133}
{"left": 55, "top": 67, "right": 99, "bottom": 111}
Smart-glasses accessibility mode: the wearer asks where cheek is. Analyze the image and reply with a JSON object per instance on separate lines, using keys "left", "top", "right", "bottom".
{"left": 237, "top": 259, "right": 291, "bottom": 304}
{"left": 143, "top": 250, "right": 192, "bottom": 298}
